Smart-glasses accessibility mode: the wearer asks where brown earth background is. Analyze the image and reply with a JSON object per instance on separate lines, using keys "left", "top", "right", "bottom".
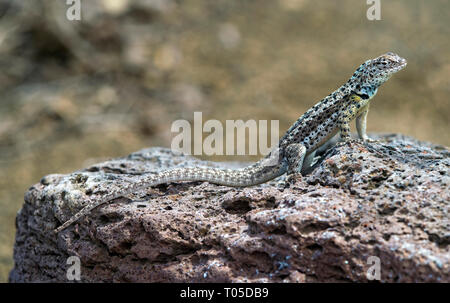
{"left": 0, "top": 0, "right": 449, "bottom": 281}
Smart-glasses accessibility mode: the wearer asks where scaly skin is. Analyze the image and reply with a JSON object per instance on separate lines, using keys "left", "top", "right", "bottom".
{"left": 55, "top": 52, "right": 407, "bottom": 233}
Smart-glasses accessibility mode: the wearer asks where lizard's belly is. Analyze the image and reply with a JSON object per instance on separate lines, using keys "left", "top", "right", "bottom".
{"left": 307, "top": 128, "right": 339, "bottom": 154}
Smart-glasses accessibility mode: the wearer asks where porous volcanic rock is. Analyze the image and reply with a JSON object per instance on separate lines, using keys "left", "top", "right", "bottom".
{"left": 9, "top": 134, "right": 449, "bottom": 282}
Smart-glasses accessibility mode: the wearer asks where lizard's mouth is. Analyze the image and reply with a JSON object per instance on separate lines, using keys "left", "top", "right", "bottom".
{"left": 390, "top": 58, "right": 407, "bottom": 73}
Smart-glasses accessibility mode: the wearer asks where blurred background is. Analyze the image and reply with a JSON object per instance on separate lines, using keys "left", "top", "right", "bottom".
{"left": 0, "top": 0, "right": 449, "bottom": 281}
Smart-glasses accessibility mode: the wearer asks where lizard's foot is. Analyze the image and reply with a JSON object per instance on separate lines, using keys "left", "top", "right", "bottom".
{"left": 340, "top": 135, "right": 353, "bottom": 143}
{"left": 340, "top": 137, "right": 356, "bottom": 144}
{"left": 362, "top": 137, "right": 378, "bottom": 144}
{"left": 286, "top": 172, "right": 302, "bottom": 185}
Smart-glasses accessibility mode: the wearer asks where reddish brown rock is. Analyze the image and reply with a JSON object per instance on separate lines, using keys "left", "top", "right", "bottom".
{"left": 9, "top": 134, "right": 449, "bottom": 282}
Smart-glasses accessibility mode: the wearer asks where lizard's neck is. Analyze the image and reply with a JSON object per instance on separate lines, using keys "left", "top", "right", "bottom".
{"left": 354, "top": 85, "right": 378, "bottom": 100}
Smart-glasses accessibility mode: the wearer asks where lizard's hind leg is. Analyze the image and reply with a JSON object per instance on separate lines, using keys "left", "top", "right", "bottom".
{"left": 300, "top": 150, "right": 316, "bottom": 174}
{"left": 285, "top": 143, "right": 307, "bottom": 174}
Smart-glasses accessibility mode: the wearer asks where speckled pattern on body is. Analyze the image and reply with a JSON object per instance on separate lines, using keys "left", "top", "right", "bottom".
{"left": 54, "top": 52, "right": 407, "bottom": 233}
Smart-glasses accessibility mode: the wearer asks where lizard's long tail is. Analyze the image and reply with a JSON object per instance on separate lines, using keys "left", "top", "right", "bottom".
{"left": 54, "top": 161, "right": 285, "bottom": 233}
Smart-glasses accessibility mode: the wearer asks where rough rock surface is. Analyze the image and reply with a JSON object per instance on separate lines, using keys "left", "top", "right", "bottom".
{"left": 9, "top": 134, "right": 449, "bottom": 282}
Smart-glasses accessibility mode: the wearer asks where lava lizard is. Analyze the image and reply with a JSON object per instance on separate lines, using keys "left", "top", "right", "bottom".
{"left": 54, "top": 52, "right": 407, "bottom": 233}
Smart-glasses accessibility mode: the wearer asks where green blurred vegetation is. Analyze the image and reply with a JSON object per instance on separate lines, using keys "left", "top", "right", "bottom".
{"left": 0, "top": 0, "right": 449, "bottom": 281}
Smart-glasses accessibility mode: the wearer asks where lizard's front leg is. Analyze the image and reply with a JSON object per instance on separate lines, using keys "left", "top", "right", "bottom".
{"left": 285, "top": 143, "right": 307, "bottom": 174}
{"left": 338, "top": 102, "right": 359, "bottom": 141}
{"left": 356, "top": 104, "right": 370, "bottom": 141}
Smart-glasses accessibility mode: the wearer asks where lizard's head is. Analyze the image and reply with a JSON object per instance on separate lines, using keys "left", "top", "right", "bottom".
{"left": 350, "top": 52, "right": 407, "bottom": 97}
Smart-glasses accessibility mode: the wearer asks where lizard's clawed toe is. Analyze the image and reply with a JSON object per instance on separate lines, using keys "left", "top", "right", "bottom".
{"left": 363, "top": 138, "right": 378, "bottom": 144}
{"left": 286, "top": 173, "right": 302, "bottom": 185}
